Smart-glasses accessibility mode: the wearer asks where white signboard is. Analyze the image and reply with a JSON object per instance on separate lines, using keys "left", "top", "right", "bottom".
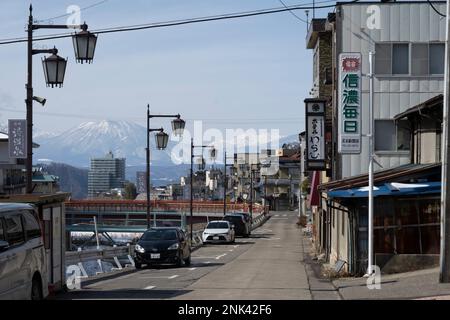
{"left": 8, "top": 119, "right": 27, "bottom": 159}
{"left": 305, "top": 99, "right": 326, "bottom": 171}
{"left": 338, "top": 53, "right": 362, "bottom": 154}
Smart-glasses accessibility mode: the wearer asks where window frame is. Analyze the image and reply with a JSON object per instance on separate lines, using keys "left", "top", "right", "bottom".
{"left": 375, "top": 42, "right": 445, "bottom": 77}
{"left": 4, "top": 213, "right": 26, "bottom": 247}
{"left": 374, "top": 119, "right": 411, "bottom": 153}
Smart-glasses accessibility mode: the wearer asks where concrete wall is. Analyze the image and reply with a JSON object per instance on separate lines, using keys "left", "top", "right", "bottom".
{"left": 336, "top": 2, "right": 446, "bottom": 178}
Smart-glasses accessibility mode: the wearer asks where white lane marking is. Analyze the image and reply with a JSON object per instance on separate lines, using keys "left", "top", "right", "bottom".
{"left": 140, "top": 275, "right": 179, "bottom": 279}
{"left": 204, "top": 261, "right": 211, "bottom": 264}
{"left": 275, "top": 214, "right": 280, "bottom": 217}
{"left": 215, "top": 253, "right": 227, "bottom": 260}
{"left": 188, "top": 267, "right": 197, "bottom": 271}
{"left": 228, "top": 249, "right": 234, "bottom": 252}
{"left": 283, "top": 214, "right": 287, "bottom": 217}
{"left": 144, "top": 285, "right": 155, "bottom": 290}
{"left": 233, "top": 245, "right": 239, "bottom": 248}
{"left": 193, "top": 256, "right": 219, "bottom": 259}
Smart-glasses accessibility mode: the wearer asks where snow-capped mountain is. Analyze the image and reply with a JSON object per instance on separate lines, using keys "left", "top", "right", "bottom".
{"left": 34, "top": 120, "right": 175, "bottom": 167}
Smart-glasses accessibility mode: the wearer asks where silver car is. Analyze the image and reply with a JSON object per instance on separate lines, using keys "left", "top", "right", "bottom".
{"left": 0, "top": 203, "right": 48, "bottom": 300}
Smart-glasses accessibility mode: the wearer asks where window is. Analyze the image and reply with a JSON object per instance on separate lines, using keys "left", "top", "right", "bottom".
{"left": 411, "top": 43, "right": 428, "bottom": 75}
{"left": 22, "top": 210, "right": 41, "bottom": 240}
{"left": 430, "top": 43, "right": 445, "bottom": 74}
{"left": 375, "top": 43, "right": 391, "bottom": 74}
{"left": 375, "top": 120, "right": 410, "bottom": 152}
{"left": 375, "top": 42, "right": 444, "bottom": 75}
{"left": 5, "top": 215, "right": 25, "bottom": 246}
{"left": 392, "top": 44, "right": 409, "bottom": 74}
{"left": 0, "top": 219, "right": 4, "bottom": 241}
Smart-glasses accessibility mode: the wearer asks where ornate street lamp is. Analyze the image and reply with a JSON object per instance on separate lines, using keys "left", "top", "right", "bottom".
{"left": 41, "top": 52, "right": 67, "bottom": 88}
{"left": 155, "top": 131, "right": 169, "bottom": 150}
{"left": 72, "top": 26, "right": 98, "bottom": 64}
{"left": 171, "top": 117, "right": 186, "bottom": 137}
{"left": 209, "top": 148, "right": 217, "bottom": 161}
{"left": 146, "top": 105, "right": 184, "bottom": 228}
{"left": 25, "top": 5, "right": 97, "bottom": 193}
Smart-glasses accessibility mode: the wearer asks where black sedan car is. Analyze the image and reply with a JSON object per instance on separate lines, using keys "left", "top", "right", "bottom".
{"left": 134, "top": 227, "right": 191, "bottom": 268}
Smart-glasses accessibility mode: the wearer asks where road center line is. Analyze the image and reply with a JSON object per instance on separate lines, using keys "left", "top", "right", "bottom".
{"left": 168, "top": 275, "right": 179, "bottom": 279}
{"left": 215, "top": 253, "right": 227, "bottom": 260}
{"left": 188, "top": 267, "right": 197, "bottom": 271}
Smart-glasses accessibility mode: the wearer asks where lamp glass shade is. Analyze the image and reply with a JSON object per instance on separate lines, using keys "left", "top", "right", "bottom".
{"left": 171, "top": 118, "right": 185, "bottom": 137}
{"left": 209, "top": 148, "right": 217, "bottom": 160}
{"left": 72, "top": 30, "right": 97, "bottom": 63}
{"left": 155, "top": 131, "right": 169, "bottom": 150}
{"left": 42, "top": 54, "right": 67, "bottom": 88}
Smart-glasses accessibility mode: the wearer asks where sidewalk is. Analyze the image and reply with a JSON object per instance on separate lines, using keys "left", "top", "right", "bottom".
{"left": 332, "top": 267, "right": 450, "bottom": 300}
{"left": 302, "top": 231, "right": 450, "bottom": 300}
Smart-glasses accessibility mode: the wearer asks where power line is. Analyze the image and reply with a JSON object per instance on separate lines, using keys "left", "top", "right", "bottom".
{"left": 277, "top": 0, "right": 309, "bottom": 23}
{"left": 0, "top": 1, "right": 357, "bottom": 46}
{"left": 36, "top": 0, "right": 111, "bottom": 23}
{"left": 427, "top": 0, "right": 446, "bottom": 17}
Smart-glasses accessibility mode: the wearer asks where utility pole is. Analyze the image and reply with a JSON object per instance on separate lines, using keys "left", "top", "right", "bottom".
{"left": 223, "top": 151, "right": 227, "bottom": 216}
{"left": 440, "top": 0, "right": 450, "bottom": 283}
{"left": 367, "top": 51, "right": 375, "bottom": 276}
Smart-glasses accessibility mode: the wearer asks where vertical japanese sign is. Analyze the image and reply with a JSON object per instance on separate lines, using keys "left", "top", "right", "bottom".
{"left": 8, "top": 119, "right": 27, "bottom": 159}
{"left": 338, "top": 53, "right": 362, "bottom": 154}
{"left": 136, "top": 171, "right": 147, "bottom": 194}
{"left": 305, "top": 99, "right": 326, "bottom": 171}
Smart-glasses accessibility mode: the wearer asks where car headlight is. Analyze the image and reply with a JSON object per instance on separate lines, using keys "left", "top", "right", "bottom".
{"left": 168, "top": 243, "right": 179, "bottom": 250}
{"left": 135, "top": 244, "right": 145, "bottom": 253}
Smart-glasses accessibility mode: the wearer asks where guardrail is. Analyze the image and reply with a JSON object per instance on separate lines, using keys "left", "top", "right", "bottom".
{"left": 251, "top": 212, "right": 270, "bottom": 231}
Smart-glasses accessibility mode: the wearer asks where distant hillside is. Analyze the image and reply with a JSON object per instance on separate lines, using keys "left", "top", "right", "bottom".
{"left": 41, "top": 162, "right": 88, "bottom": 199}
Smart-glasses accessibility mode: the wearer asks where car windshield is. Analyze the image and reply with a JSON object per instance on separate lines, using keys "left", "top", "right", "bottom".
{"left": 207, "top": 222, "right": 229, "bottom": 229}
{"left": 141, "top": 229, "right": 178, "bottom": 241}
{"left": 224, "top": 216, "right": 242, "bottom": 222}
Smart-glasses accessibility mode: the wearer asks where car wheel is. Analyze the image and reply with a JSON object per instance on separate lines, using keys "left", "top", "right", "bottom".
{"left": 184, "top": 255, "right": 191, "bottom": 266}
{"left": 31, "top": 276, "right": 43, "bottom": 300}
{"left": 135, "top": 262, "right": 142, "bottom": 269}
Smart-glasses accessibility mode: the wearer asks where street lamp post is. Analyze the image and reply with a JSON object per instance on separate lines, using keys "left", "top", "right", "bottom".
{"left": 190, "top": 139, "right": 216, "bottom": 243}
{"left": 146, "top": 105, "right": 185, "bottom": 228}
{"left": 25, "top": 5, "right": 97, "bottom": 193}
{"left": 223, "top": 151, "right": 234, "bottom": 216}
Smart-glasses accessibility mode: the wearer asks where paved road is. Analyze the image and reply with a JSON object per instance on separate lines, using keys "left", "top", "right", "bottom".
{"left": 56, "top": 211, "right": 314, "bottom": 300}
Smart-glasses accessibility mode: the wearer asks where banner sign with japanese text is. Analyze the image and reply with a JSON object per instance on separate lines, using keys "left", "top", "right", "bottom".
{"left": 338, "top": 53, "right": 362, "bottom": 154}
{"left": 8, "top": 119, "right": 27, "bottom": 159}
{"left": 305, "top": 99, "right": 326, "bottom": 171}
{"left": 136, "top": 171, "right": 147, "bottom": 194}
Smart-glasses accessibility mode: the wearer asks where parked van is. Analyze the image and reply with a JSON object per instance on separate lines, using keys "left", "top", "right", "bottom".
{"left": 223, "top": 213, "right": 251, "bottom": 238}
{"left": 0, "top": 203, "right": 48, "bottom": 300}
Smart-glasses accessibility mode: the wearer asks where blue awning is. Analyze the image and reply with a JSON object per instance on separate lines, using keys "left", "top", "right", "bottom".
{"left": 327, "top": 182, "right": 441, "bottom": 199}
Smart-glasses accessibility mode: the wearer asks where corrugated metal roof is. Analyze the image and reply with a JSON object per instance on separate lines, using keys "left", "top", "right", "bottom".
{"left": 319, "top": 163, "right": 440, "bottom": 190}
{"left": 394, "top": 94, "right": 443, "bottom": 120}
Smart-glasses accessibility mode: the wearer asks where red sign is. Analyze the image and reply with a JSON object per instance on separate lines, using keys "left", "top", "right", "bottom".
{"left": 342, "top": 57, "right": 360, "bottom": 72}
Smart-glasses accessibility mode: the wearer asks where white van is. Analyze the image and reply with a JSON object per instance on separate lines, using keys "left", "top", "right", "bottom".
{"left": 0, "top": 203, "right": 48, "bottom": 300}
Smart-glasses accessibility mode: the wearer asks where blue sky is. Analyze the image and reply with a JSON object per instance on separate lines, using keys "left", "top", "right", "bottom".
{"left": 0, "top": 0, "right": 330, "bottom": 137}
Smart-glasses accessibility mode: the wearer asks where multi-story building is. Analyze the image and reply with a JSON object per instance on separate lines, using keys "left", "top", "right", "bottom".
{"left": 88, "top": 151, "right": 126, "bottom": 198}
{"left": 305, "top": 1, "right": 446, "bottom": 275}
{"left": 0, "top": 132, "right": 26, "bottom": 195}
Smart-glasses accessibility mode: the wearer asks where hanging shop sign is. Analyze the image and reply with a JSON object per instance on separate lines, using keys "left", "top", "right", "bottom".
{"left": 305, "top": 99, "right": 326, "bottom": 171}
